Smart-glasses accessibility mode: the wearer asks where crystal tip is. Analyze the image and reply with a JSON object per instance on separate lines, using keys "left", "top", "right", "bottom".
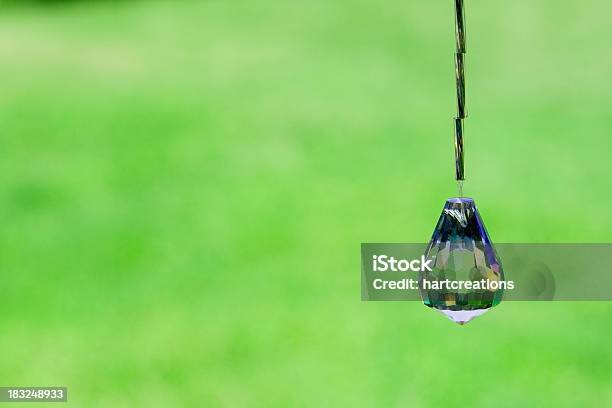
{"left": 438, "top": 309, "right": 489, "bottom": 325}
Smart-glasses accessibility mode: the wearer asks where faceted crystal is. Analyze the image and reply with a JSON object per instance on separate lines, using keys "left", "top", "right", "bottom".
{"left": 420, "top": 198, "right": 504, "bottom": 325}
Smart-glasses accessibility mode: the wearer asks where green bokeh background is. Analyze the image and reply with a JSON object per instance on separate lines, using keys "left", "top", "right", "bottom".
{"left": 1, "top": 0, "right": 611, "bottom": 406}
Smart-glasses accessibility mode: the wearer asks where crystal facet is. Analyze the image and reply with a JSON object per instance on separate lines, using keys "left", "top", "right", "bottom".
{"left": 420, "top": 198, "right": 504, "bottom": 325}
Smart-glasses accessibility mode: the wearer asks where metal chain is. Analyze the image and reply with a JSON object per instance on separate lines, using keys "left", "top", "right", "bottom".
{"left": 454, "top": 0, "right": 466, "bottom": 181}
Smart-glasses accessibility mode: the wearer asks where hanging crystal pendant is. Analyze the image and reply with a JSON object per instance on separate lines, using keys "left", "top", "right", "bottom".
{"left": 420, "top": 198, "right": 504, "bottom": 325}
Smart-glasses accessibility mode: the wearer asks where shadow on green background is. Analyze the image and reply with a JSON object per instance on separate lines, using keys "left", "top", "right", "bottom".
{"left": 0, "top": 0, "right": 611, "bottom": 406}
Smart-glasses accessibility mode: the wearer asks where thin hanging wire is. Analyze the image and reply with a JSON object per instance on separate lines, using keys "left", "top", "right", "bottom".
{"left": 454, "top": 0, "right": 466, "bottom": 183}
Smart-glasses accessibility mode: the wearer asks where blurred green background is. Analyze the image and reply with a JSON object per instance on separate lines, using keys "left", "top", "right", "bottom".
{"left": 1, "top": 0, "right": 611, "bottom": 406}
